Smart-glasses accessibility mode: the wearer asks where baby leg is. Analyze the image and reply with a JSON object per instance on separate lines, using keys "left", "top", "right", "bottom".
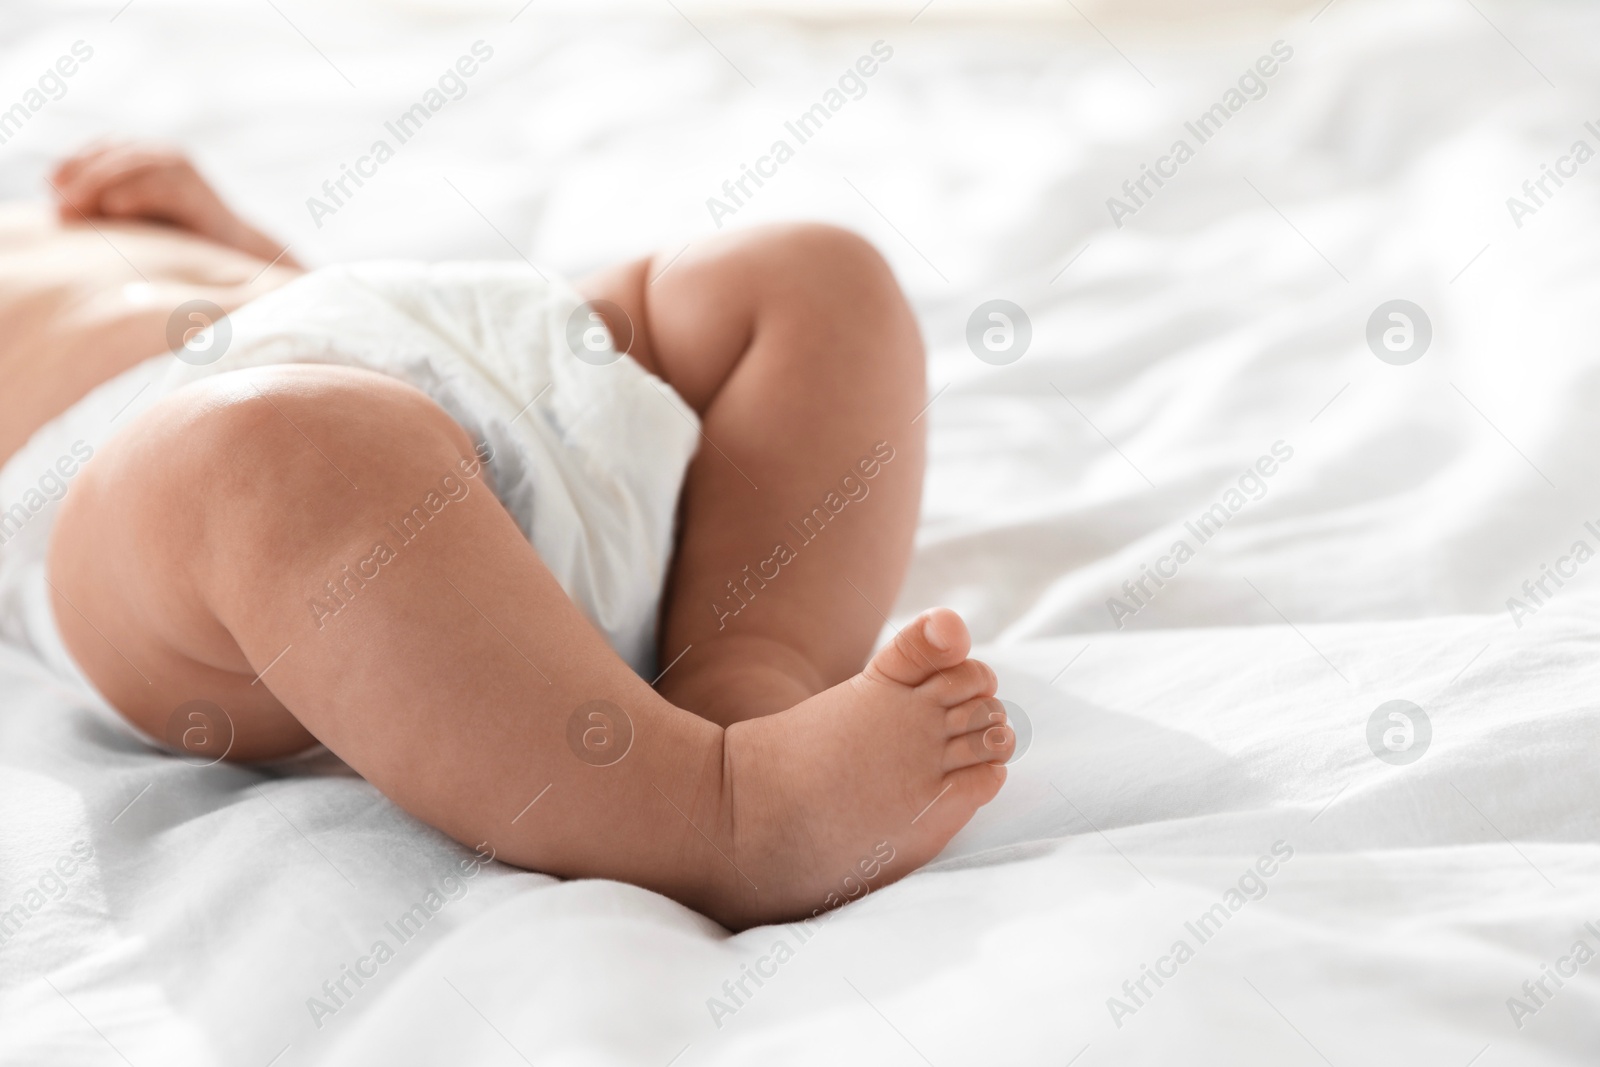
{"left": 49, "top": 365, "right": 1011, "bottom": 928}
{"left": 49, "top": 367, "right": 741, "bottom": 910}
{"left": 579, "top": 224, "right": 927, "bottom": 725}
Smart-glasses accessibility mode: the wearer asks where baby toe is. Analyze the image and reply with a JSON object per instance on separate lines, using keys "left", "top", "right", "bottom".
{"left": 943, "top": 697, "right": 1015, "bottom": 767}
{"left": 866, "top": 607, "right": 970, "bottom": 686}
{"left": 923, "top": 657, "right": 997, "bottom": 707}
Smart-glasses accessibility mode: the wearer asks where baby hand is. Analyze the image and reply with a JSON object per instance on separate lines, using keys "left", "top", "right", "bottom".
{"left": 50, "top": 141, "right": 298, "bottom": 266}
{"left": 53, "top": 142, "right": 231, "bottom": 231}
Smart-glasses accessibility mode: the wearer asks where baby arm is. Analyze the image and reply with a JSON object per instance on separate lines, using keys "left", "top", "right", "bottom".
{"left": 50, "top": 142, "right": 299, "bottom": 266}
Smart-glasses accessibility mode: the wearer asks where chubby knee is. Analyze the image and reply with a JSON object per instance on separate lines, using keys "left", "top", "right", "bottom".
{"left": 97, "top": 365, "right": 482, "bottom": 582}
{"left": 740, "top": 223, "right": 923, "bottom": 377}
{"left": 197, "top": 364, "right": 471, "bottom": 470}
{"left": 764, "top": 221, "right": 886, "bottom": 265}
{"left": 50, "top": 365, "right": 494, "bottom": 759}
{"left": 752, "top": 222, "right": 904, "bottom": 300}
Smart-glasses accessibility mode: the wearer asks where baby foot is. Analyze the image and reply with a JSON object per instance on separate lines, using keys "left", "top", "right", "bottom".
{"left": 711, "top": 608, "right": 1011, "bottom": 929}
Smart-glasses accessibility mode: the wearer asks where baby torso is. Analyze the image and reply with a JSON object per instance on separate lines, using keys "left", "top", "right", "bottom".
{"left": 0, "top": 202, "right": 299, "bottom": 463}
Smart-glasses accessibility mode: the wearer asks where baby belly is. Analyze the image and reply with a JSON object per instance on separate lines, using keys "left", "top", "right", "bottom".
{"left": 0, "top": 291, "right": 189, "bottom": 464}
{"left": 0, "top": 215, "right": 299, "bottom": 464}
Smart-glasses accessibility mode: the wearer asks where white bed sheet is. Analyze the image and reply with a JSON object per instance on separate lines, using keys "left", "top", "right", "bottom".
{"left": 2, "top": 0, "right": 1599, "bottom": 1063}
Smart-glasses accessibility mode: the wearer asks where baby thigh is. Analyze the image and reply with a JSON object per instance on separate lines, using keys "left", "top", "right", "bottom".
{"left": 49, "top": 365, "right": 729, "bottom": 906}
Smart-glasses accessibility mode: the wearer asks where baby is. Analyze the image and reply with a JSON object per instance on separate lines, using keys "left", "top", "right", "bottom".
{"left": 1, "top": 143, "right": 1013, "bottom": 930}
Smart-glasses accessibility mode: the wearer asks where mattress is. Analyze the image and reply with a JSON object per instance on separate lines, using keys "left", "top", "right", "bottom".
{"left": 1, "top": 0, "right": 1598, "bottom": 1063}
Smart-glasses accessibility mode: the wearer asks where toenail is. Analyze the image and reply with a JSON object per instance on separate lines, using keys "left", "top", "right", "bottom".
{"left": 924, "top": 614, "right": 951, "bottom": 650}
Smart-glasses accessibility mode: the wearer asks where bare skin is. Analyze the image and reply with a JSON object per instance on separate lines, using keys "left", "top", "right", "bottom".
{"left": 18, "top": 144, "right": 1013, "bottom": 930}
{"left": 0, "top": 145, "right": 300, "bottom": 462}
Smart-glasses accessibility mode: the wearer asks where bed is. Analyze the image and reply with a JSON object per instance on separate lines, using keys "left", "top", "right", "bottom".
{"left": 3, "top": 0, "right": 1599, "bottom": 1062}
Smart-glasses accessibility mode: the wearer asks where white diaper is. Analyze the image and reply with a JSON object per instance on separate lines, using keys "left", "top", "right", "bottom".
{"left": 0, "top": 261, "right": 701, "bottom": 706}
